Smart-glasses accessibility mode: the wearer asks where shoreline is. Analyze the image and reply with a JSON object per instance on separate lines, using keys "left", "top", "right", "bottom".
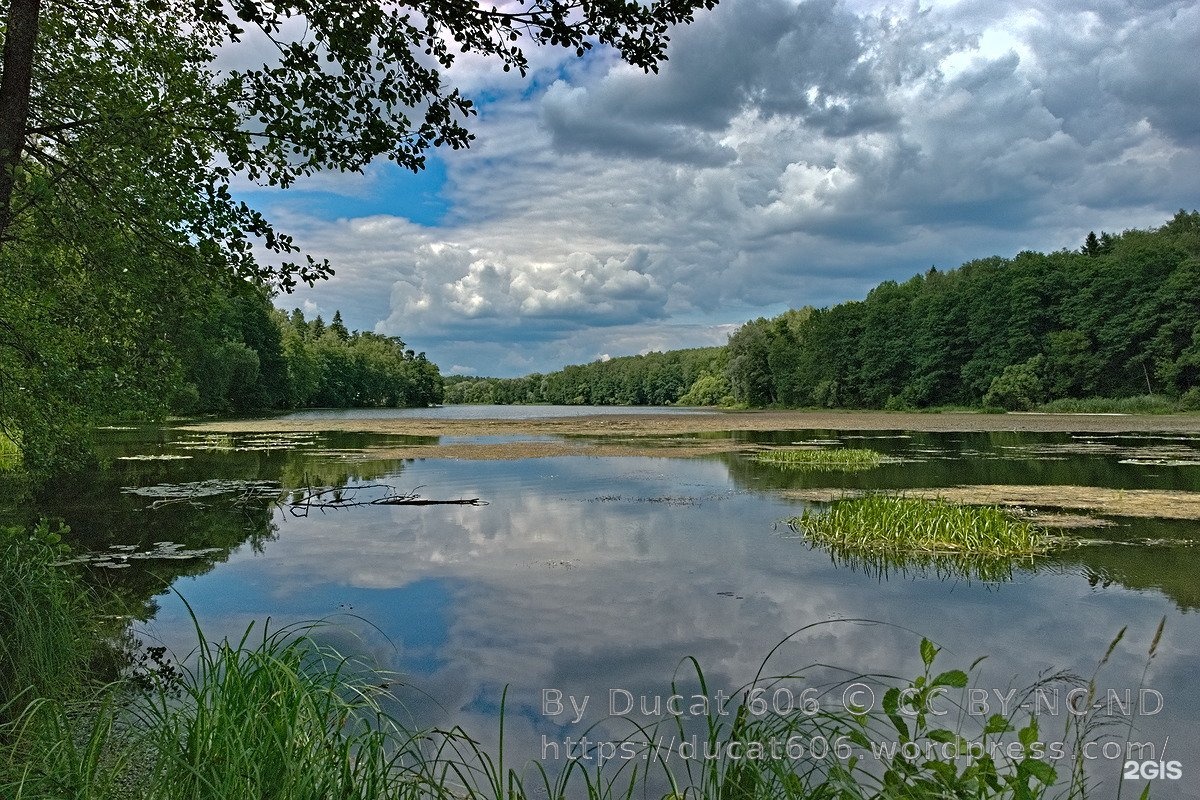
{"left": 179, "top": 409, "right": 1200, "bottom": 438}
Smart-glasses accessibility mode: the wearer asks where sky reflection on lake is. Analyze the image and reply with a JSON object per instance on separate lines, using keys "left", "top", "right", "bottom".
{"left": 124, "top": 449, "right": 1199, "bottom": 798}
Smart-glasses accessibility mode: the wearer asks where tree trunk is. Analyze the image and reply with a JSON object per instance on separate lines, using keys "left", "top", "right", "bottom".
{"left": 0, "top": 0, "right": 41, "bottom": 244}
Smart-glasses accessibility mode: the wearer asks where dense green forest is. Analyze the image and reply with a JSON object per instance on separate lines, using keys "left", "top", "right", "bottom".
{"left": 170, "top": 289, "right": 443, "bottom": 416}
{"left": 451, "top": 212, "right": 1200, "bottom": 411}
{"left": 443, "top": 346, "right": 728, "bottom": 406}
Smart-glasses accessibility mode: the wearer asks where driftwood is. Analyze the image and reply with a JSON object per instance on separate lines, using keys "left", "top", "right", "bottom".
{"left": 289, "top": 484, "right": 487, "bottom": 517}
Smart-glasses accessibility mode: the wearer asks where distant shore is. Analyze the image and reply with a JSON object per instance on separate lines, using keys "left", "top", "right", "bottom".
{"left": 181, "top": 409, "right": 1200, "bottom": 438}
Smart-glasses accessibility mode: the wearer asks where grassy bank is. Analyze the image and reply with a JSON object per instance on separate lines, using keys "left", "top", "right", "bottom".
{"left": 1036, "top": 393, "right": 1195, "bottom": 414}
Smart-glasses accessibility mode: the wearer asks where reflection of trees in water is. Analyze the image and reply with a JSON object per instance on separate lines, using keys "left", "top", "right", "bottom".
{"left": 718, "top": 431, "right": 1200, "bottom": 495}
{"left": 9, "top": 432, "right": 416, "bottom": 623}
{"left": 1049, "top": 534, "right": 1200, "bottom": 613}
{"left": 720, "top": 442, "right": 1200, "bottom": 610}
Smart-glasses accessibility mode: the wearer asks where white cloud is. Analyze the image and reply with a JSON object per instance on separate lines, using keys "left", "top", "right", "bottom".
{"left": 272, "top": 0, "right": 1200, "bottom": 375}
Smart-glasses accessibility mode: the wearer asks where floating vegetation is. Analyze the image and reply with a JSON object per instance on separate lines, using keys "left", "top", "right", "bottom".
{"left": 842, "top": 434, "right": 911, "bottom": 439}
{"left": 122, "top": 479, "right": 282, "bottom": 509}
{"left": 1000, "top": 438, "right": 1200, "bottom": 463}
{"left": 785, "top": 484, "right": 1200, "bottom": 522}
{"left": 755, "top": 447, "right": 884, "bottom": 471}
{"left": 1023, "top": 512, "right": 1116, "bottom": 529}
{"left": 172, "top": 431, "right": 320, "bottom": 452}
{"left": 788, "top": 494, "right": 1059, "bottom": 557}
{"left": 56, "top": 540, "right": 226, "bottom": 568}
{"left": 530, "top": 559, "right": 579, "bottom": 570}
{"left": 116, "top": 454, "right": 193, "bottom": 461}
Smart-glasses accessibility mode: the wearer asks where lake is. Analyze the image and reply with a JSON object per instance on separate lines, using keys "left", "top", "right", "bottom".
{"left": 14, "top": 411, "right": 1200, "bottom": 798}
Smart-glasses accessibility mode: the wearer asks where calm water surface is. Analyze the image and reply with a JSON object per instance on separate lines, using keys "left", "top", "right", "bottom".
{"left": 13, "top": 421, "right": 1200, "bottom": 797}
{"left": 277, "top": 403, "right": 716, "bottom": 420}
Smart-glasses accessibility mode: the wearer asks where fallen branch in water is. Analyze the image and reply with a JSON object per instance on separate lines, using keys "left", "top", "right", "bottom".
{"left": 288, "top": 484, "right": 487, "bottom": 517}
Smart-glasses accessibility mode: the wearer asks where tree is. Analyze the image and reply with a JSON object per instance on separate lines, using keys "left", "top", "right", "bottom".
{"left": 0, "top": 0, "right": 718, "bottom": 260}
{"left": 725, "top": 318, "right": 775, "bottom": 406}
{"left": 329, "top": 310, "right": 350, "bottom": 341}
{"left": 0, "top": 0, "right": 716, "bottom": 467}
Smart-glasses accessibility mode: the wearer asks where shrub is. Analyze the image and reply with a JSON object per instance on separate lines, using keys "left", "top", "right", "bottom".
{"left": 983, "top": 356, "right": 1045, "bottom": 411}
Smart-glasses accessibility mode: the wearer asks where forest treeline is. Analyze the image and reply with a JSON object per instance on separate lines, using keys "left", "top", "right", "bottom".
{"left": 444, "top": 346, "right": 728, "bottom": 406}
{"left": 171, "top": 288, "right": 443, "bottom": 415}
{"left": 449, "top": 212, "right": 1200, "bottom": 411}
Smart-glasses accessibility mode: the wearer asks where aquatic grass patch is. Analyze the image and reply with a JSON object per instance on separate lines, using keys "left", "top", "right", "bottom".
{"left": 755, "top": 447, "right": 884, "bottom": 471}
{"left": 789, "top": 494, "right": 1058, "bottom": 557}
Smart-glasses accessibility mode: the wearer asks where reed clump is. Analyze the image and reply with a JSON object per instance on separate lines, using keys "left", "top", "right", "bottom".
{"left": 131, "top": 615, "right": 424, "bottom": 800}
{"left": 755, "top": 447, "right": 884, "bottom": 471}
{"left": 0, "top": 521, "right": 97, "bottom": 722}
{"left": 789, "top": 494, "right": 1058, "bottom": 556}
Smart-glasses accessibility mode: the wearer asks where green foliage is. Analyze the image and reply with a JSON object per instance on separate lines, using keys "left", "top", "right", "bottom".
{"left": 755, "top": 447, "right": 883, "bottom": 471}
{"left": 0, "top": 610, "right": 1141, "bottom": 800}
{"left": 677, "top": 371, "right": 730, "bottom": 406}
{"left": 0, "top": 521, "right": 95, "bottom": 721}
{"left": 708, "top": 211, "right": 1200, "bottom": 410}
{"left": 0, "top": 431, "right": 20, "bottom": 471}
{"left": 443, "top": 213, "right": 1199, "bottom": 413}
{"left": 2, "top": 0, "right": 712, "bottom": 468}
{"left": 1037, "top": 395, "right": 1181, "bottom": 414}
{"left": 789, "top": 495, "right": 1058, "bottom": 557}
{"left": 983, "top": 356, "right": 1045, "bottom": 411}
{"left": 174, "top": 303, "right": 443, "bottom": 414}
{"left": 134, "top": 617, "right": 419, "bottom": 800}
{"left": 443, "top": 347, "right": 726, "bottom": 406}
{"left": 0, "top": 196, "right": 200, "bottom": 471}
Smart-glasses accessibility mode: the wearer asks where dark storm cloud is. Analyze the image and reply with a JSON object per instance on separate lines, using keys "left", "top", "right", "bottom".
{"left": 541, "top": 0, "right": 963, "bottom": 164}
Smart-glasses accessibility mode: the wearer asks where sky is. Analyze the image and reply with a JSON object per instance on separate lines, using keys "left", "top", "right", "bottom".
{"left": 237, "top": 0, "right": 1200, "bottom": 377}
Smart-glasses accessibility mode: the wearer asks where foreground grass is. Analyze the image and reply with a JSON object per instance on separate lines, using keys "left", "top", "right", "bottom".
{"left": 789, "top": 494, "right": 1059, "bottom": 557}
{"left": 3, "top": 623, "right": 1097, "bottom": 800}
{"left": 0, "top": 521, "right": 98, "bottom": 723}
{"left": 755, "top": 447, "right": 884, "bottom": 471}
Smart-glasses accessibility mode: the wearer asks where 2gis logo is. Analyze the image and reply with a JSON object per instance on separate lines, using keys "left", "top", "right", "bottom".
{"left": 1123, "top": 760, "right": 1183, "bottom": 781}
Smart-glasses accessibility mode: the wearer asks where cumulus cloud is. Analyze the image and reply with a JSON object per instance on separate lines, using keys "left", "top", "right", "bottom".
{"left": 274, "top": 0, "right": 1200, "bottom": 376}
